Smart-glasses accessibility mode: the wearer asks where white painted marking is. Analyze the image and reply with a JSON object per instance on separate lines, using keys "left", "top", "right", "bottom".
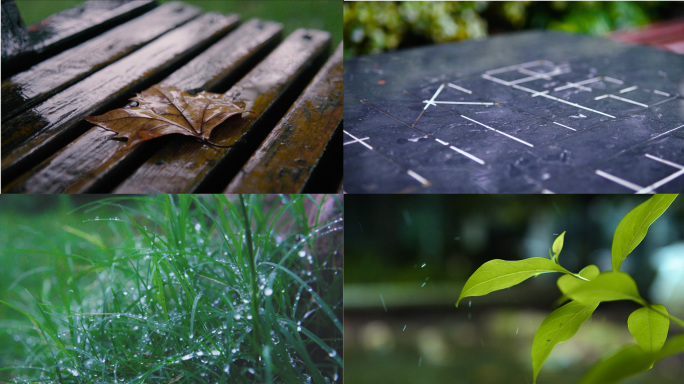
{"left": 424, "top": 83, "right": 445, "bottom": 110}
{"left": 537, "top": 93, "right": 616, "bottom": 118}
{"left": 603, "top": 76, "right": 624, "bottom": 84}
{"left": 510, "top": 74, "right": 545, "bottom": 85}
{"left": 485, "top": 60, "right": 553, "bottom": 75}
{"left": 608, "top": 94, "right": 648, "bottom": 108}
{"left": 482, "top": 73, "right": 511, "bottom": 86}
{"left": 429, "top": 101, "right": 496, "bottom": 106}
{"left": 594, "top": 94, "right": 610, "bottom": 100}
{"left": 435, "top": 138, "right": 449, "bottom": 146}
{"left": 645, "top": 154, "right": 684, "bottom": 170}
{"left": 407, "top": 170, "right": 430, "bottom": 186}
{"left": 650, "top": 124, "right": 684, "bottom": 140}
{"left": 595, "top": 170, "right": 642, "bottom": 191}
{"left": 447, "top": 83, "right": 472, "bottom": 94}
{"left": 554, "top": 77, "right": 601, "bottom": 91}
{"left": 344, "top": 137, "right": 370, "bottom": 146}
{"left": 653, "top": 90, "right": 670, "bottom": 97}
{"left": 553, "top": 121, "right": 577, "bottom": 131}
{"left": 619, "top": 86, "right": 638, "bottom": 94}
{"left": 517, "top": 67, "right": 552, "bottom": 80}
{"left": 449, "top": 145, "right": 485, "bottom": 165}
{"left": 343, "top": 130, "right": 373, "bottom": 150}
{"left": 636, "top": 169, "right": 684, "bottom": 194}
{"left": 541, "top": 189, "right": 555, "bottom": 194}
{"left": 460, "top": 115, "right": 534, "bottom": 147}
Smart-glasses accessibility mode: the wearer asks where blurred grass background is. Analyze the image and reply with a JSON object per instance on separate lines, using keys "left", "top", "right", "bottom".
{"left": 343, "top": 1, "right": 684, "bottom": 57}
{"left": 14, "top": 0, "right": 342, "bottom": 46}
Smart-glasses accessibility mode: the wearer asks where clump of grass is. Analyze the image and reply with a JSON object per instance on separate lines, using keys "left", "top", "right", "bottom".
{"left": 0, "top": 195, "right": 343, "bottom": 384}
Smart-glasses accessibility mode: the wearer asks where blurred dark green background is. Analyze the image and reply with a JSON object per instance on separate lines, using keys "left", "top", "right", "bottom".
{"left": 345, "top": 195, "right": 684, "bottom": 384}
{"left": 344, "top": 1, "right": 684, "bottom": 57}
{"left": 15, "top": 0, "right": 342, "bottom": 46}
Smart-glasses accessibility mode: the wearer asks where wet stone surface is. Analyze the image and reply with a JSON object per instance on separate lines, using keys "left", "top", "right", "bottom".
{"left": 343, "top": 31, "right": 684, "bottom": 193}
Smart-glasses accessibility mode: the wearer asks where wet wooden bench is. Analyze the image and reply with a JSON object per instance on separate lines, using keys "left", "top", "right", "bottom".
{"left": 1, "top": 0, "right": 342, "bottom": 193}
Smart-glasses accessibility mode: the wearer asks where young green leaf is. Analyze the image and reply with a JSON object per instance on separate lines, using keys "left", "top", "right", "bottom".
{"left": 551, "top": 231, "right": 566, "bottom": 263}
{"left": 627, "top": 305, "right": 669, "bottom": 353}
{"left": 554, "top": 265, "right": 600, "bottom": 307}
{"left": 611, "top": 195, "right": 677, "bottom": 272}
{"left": 560, "top": 271, "right": 645, "bottom": 306}
{"left": 532, "top": 301, "right": 599, "bottom": 384}
{"left": 456, "top": 258, "right": 570, "bottom": 307}
{"left": 578, "top": 334, "right": 684, "bottom": 384}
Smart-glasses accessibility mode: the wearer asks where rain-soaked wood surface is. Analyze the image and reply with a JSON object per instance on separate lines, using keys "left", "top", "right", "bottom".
{"left": 3, "top": 19, "right": 283, "bottom": 193}
{"left": 2, "top": 0, "right": 155, "bottom": 77}
{"left": 112, "top": 28, "right": 331, "bottom": 193}
{"left": 225, "top": 43, "right": 343, "bottom": 193}
{"left": 2, "top": 1, "right": 201, "bottom": 121}
{"left": 1, "top": 12, "right": 239, "bottom": 183}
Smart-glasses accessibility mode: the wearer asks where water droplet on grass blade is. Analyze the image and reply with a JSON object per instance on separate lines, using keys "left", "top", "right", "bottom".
{"left": 328, "top": 350, "right": 337, "bottom": 358}
{"left": 264, "top": 288, "right": 273, "bottom": 296}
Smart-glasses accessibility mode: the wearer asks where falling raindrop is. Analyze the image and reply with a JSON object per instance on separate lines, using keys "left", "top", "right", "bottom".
{"left": 403, "top": 324, "right": 407, "bottom": 332}
{"left": 516, "top": 327, "right": 519, "bottom": 335}
{"left": 379, "top": 294, "right": 387, "bottom": 312}
{"left": 420, "top": 263, "right": 427, "bottom": 268}
{"left": 468, "top": 300, "right": 472, "bottom": 308}
{"left": 418, "top": 357, "right": 423, "bottom": 367}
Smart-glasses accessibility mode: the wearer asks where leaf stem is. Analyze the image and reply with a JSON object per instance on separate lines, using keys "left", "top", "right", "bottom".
{"left": 647, "top": 304, "right": 684, "bottom": 328}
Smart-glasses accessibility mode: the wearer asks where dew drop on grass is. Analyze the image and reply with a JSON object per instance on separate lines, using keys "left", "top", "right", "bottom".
{"left": 234, "top": 314, "right": 241, "bottom": 320}
{"left": 223, "top": 364, "right": 230, "bottom": 374}
{"left": 181, "top": 353, "right": 193, "bottom": 361}
{"left": 298, "top": 250, "right": 306, "bottom": 258}
{"left": 247, "top": 315, "right": 252, "bottom": 320}
{"left": 247, "top": 368, "right": 255, "bottom": 375}
{"left": 328, "top": 350, "right": 337, "bottom": 358}
{"left": 211, "top": 350, "right": 221, "bottom": 356}
{"left": 264, "top": 288, "right": 273, "bottom": 296}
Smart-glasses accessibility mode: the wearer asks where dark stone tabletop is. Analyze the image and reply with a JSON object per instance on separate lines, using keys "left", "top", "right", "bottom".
{"left": 343, "top": 30, "right": 684, "bottom": 193}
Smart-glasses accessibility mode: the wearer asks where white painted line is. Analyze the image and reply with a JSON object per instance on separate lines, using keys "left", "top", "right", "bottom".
{"left": 343, "top": 130, "right": 373, "bottom": 150}
{"left": 553, "top": 121, "right": 577, "bottom": 131}
{"left": 424, "top": 83, "right": 445, "bottom": 110}
{"left": 510, "top": 74, "right": 545, "bottom": 85}
{"left": 619, "top": 86, "right": 638, "bottom": 94}
{"left": 537, "top": 93, "right": 616, "bottom": 118}
{"left": 517, "top": 67, "right": 552, "bottom": 80}
{"left": 482, "top": 73, "right": 511, "bottom": 86}
{"left": 653, "top": 90, "right": 670, "bottom": 96}
{"left": 608, "top": 94, "right": 648, "bottom": 108}
{"left": 449, "top": 145, "right": 486, "bottom": 165}
{"left": 447, "top": 83, "right": 472, "bottom": 94}
{"left": 511, "top": 84, "right": 539, "bottom": 93}
{"left": 636, "top": 168, "right": 684, "bottom": 194}
{"left": 650, "top": 124, "right": 684, "bottom": 141}
{"left": 430, "top": 101, "right": 496, "bottom": 106}
{"left": 645, "top": 153, "right": 684, "bottom": 170}
{"left": 595, "top": 170, "right": 642, "bottom": 191}
{"left": 594, "top": 94, "right": 610, "bottom": 100}
{"left": 435, "top": 138, "right": 449, "bottom": 146}
{"left": 554, "top": 77, "right": 602, "bottom": 91}
{"left": 603, "top": 76, "right": 624, "bottom": 84}
{"left": 554, "top": 82, "right": 592, "bottom": 92}
{"left": 541, "top": 189, "right": 555, "bottom": 194}
{"left": 460, "top": 115, "right": 534, "bottom": 147}
{"left": 485, "top": 60, "right": 553, "bottom": 75}
{"left": 407, "top": 170, "right": 430, "bottom": 186}
{"left": 344, "top": 137, "right": 369, "bottom": 145}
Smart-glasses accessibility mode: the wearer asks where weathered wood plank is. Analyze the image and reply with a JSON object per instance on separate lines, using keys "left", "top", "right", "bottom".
{"left": 3, "top": 19, "right": 284, "bottom": 193}
{"left": 112, "top": 28, "right": 331, "bottom": 193}
{"left": 225, "top": 43, "right": 343, "bottom": 193}
{"left": 3, "top": 0, "right": 156, "bottom": 76}
{"left": 1, "top": 12, "right": 239, "bottom": 185}
{"left": 2, "top": 1, "right": 201, "bottom": 121}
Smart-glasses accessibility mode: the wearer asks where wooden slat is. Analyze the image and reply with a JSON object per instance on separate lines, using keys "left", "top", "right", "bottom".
{"left": 3, "top": 0, "right": 156, "bottom": 76}
{"left": 3, "top": 19, "right": 284, "bottom": 193}
{"left": 1, "top": 12, "right": 239, "bottom": 185}
{"left": 1, "top": 0, "right": 31, "bottom": 66}
{"left": 225, "top": 43, "right": 343, "bottom": 193}
{"left": 2, "top": 1, "right": 202, "bottom": 121}
{"left": 112, "top": 28, "right": 331, "bottom": 193}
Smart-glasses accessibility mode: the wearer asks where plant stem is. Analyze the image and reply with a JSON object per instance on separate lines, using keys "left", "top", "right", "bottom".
{"left": 647, "top": 304, "right": 684, "bottom": 328}
{"left": 238, "top": 195, "right": 263, "bottom": 350}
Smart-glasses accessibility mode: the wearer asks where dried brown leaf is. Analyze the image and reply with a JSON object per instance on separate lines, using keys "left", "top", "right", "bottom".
{"left": 84, "top": 84, "right": 247, "bottom": 148}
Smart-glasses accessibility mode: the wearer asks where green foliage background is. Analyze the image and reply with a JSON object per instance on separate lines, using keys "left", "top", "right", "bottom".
{"left": 344, "top": 1, "right": 679, "bottom": 57}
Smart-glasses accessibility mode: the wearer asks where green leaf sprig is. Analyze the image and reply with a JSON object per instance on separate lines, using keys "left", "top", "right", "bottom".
{"left": 457, "top": 194, "right": 683, "bottom": 384}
